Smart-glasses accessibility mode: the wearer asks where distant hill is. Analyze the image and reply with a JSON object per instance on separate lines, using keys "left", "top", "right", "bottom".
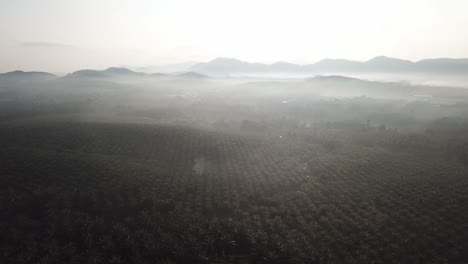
{"left": 175, "top": 71, "right": 210, "bottom": 79}
{"left": 191, "top": 58, "right": 268, "bottom": 73}
{"left": 149, "top": 72, "right": 168, "bottom": 78}
{"left": 0, "top": 70, "right": 56, "bottom": 81}
{"left": 64, "top": 67, "right": 209, "bottom": 80}
{"left": 415, "top": 58, "right": 468, "bottom": 73}
{"left": 268, "top": 61, "right": 303, "bottom": 72}
{"left": 0, "top": 66, "right": 213, "bottom": 85}
{"left": 191, "top": 56, "right": 468, "bottom": 75}
{"left": 134, "top": 61, "right": 199, "bottom": 74}
{"left": 304, "top": 59, "right": 361, "bottom": 72}
{"left": 4, "top": 56, "right": 468, "bottom": 82}
{"left": 306, "top": 75, "right": 363, "bottom": 82}
{"left": 299, "top": 74, "right": 414, "bottom": 98}
{"left": 65, "top": 67, "right": 147, "bottom": 79}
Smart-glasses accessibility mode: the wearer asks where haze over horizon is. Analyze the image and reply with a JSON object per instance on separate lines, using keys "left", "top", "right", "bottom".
{"left": 2, "top": 0, "right": 468, "bottom": 73}
{"left": 5, "top": 55, "right": 468, "bottom": 75}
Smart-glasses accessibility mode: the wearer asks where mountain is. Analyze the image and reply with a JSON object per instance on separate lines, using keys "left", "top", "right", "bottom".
{"left": 191, "top": 56, "right": 468, "bottom": 75}
{"left": 134, "top": 62, "right": 198, "bottom": 74}
{"left": 415, "top": 58, "right": 468, "bottom": 73}
{"left": 268, "top": 61, "right": 302, "bottom": 72}
{"left": 305, "top": 59, "right": 361, "bottom": 72}
{"left": 65, "top": 67, "right": 147, "bottom": 79}
{"left": 191, "top": 58, "right": 269, "bottom": 73}
{"left": 0, "top": 70, "right": 56, "bottom": 81}
{"left": 364, "top": 56, "right": 414, "bottom": 72}
{"left": 191, "top": 57, "right": 363, "bottom": 74}
{"left": 4, "top": 56, "right": 468, "bottom": 82}
{"left": 62, "top": 67, "right": 209, "bottom": 81}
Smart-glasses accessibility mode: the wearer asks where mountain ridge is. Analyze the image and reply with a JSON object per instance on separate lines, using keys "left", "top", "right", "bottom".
{"left": 191, "top": 56, "right": 468, "bottom": 74}
{"left": 3, "top": 56, "right": 468, "bottom": 77}
{"left": 0, "top": 70, "right": 57, "bottom": 81}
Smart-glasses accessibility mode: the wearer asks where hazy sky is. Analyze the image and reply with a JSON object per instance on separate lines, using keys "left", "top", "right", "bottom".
{"left": 1, "top": 0, "right": 468, "bottom": 73}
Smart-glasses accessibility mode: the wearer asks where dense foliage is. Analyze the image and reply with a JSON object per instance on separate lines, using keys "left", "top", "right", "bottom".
{"left": 1, "top": 121, "right": 468, "bottom": 263}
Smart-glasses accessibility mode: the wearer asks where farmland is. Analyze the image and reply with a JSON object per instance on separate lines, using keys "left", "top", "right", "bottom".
{"left": 1, "top": 120, "right": 468, "bottom": 263}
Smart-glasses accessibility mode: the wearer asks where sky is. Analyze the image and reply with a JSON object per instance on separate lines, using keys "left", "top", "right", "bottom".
{"left": 1, "top": 0, "right": 468, "bottom": 73}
